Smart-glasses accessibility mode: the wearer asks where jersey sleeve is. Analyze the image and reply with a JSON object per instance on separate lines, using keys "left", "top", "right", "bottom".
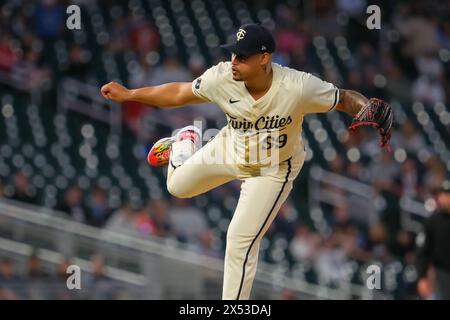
{"left": 191, "top": 63, "right": 222, "bottom": 102}
{"left": 299, "top": 73, "right": 339, "bottom": 114}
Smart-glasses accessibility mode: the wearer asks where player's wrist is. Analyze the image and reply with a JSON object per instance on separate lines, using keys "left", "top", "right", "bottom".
{"left": 126, "top": 88, "right": 136, "bottom": 102}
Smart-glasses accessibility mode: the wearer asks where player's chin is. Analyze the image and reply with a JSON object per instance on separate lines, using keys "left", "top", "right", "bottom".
{"left": 232, "top": 74, "right": 243, "bottom": 81}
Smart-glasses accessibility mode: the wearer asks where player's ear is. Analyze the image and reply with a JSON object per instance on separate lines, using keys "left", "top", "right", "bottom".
{"left": 260, "top": 53, "right": 270, "bottom": 65}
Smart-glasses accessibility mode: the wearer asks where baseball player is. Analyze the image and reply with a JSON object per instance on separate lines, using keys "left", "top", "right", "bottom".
{"left": 101, "top": 23, "right": 393, "bottom": 300}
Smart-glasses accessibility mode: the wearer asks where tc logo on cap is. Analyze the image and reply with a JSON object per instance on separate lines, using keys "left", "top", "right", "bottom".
{"left": 236, "top": 28, "right": 246, "bottom": 41}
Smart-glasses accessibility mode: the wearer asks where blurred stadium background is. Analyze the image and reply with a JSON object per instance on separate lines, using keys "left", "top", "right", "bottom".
{"left": 0, "top": 0, "right": 449, "bottom": 299}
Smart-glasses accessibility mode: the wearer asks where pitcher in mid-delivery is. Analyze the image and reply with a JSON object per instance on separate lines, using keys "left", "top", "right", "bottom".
{"left": 101, "top": 23, "right": 393, "bottom": 300}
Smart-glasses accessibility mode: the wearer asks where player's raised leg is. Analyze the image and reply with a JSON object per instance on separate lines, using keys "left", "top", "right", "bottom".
{"left": 148, "top": 126, "right": 238, "bottom": 198}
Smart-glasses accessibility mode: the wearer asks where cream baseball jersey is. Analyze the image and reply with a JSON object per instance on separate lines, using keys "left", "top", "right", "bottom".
{"left": 191, "top": 61, "right": 339, "bottom": 166}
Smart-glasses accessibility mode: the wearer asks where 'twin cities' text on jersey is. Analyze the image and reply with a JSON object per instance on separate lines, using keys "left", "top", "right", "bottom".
{"left": 226, "top": 113, "right": 293, "bottom": 131}
{"left": 191, "top": 61, "right": 339, "bottom": 166}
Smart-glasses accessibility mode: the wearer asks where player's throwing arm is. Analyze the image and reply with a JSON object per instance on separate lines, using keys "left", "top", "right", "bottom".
{"left": 100, "top": 81, "right": 207, "bottom": 107}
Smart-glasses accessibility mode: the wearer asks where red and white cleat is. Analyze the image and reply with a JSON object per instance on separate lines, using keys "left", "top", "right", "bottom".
{"left": 147, "top": 137, "right": 173, "bottom": 167}
{"left": 147, "top": 125, "right": 201, "bottom": 167}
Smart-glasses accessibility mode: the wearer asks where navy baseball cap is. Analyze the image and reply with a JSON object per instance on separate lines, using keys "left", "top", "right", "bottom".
{"left": 220, "top": 23, "right": 276, "bottom": 56}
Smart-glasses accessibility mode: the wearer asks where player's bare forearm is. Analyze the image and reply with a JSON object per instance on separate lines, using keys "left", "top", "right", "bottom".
{"left": 100, "top": 81, "right": 206, "bottom": 108}
{"left": 335, "top": 89, "right": 368, "bottom": 117}
{"left": 129, "top": 82, "right": 206, "bottom": 107}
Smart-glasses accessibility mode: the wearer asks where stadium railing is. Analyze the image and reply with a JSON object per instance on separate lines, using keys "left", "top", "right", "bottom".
{"left": 0, "top": 198, "right": 385, "bottom": 299}
{"left": 308, "top": 165, "right": 432, "bottom": 233}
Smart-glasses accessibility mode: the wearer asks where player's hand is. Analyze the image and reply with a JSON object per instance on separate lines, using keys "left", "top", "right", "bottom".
{"left": 100, "top": 81, "right": 132, "bottom": 103}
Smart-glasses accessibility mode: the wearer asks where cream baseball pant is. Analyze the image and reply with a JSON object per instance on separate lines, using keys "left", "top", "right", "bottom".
{"left": 166, "top": 127, "right": 305, "bottom": 300}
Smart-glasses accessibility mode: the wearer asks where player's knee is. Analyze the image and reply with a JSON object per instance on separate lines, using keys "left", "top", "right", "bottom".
{"left": 226, "top": 230, "right": 248, "bottom": 250}
{"left": 226, "top": 227, "right": 260, "bottom": 254}
{"left": 166, "top": 180, "right": 194, "bottom": 199}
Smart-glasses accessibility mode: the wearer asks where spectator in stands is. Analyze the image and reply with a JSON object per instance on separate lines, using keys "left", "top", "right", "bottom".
{"left": 10, "top": 172, "right": 36, "bottom": 205}
{"left": 393, "top": 3, "right": 440, "bottom": 58}
{"left": 56, "top": 185, "right": 89, "bottom": 223}
{"left": 287, "top": 41, "right": 308, "bottom": 71}
{"left": 55, "top": 256, "right": 71, "bottom": 280}
{"left": 0, "top": 257, "right": 21, "bottom": 299}
{"left": 26, "top": 253, "right": 49, "bottom": 279}
{"left": 275, "top": 12, "right": 307, "bottom": 58}
{"left": 336, "top": 0, "right": 366, "bottom": 18}
{"left": 330, "top": 205, "right": 351, "bottom": 229}
{"left": 22, "top": 252, "right": 50, "bottom": 298}
{"left": 310, "top": 0, "right": 342, "bottom": 38}
{"left": 86, "top": 187, "right": 111, "bottom": 228}
{"left": 134, "top": 206, "right": 157, "bottom": 238}
{"left": 168, "top": 197, "right": 209, "bottom": 244}
{"left": 129, "top": 18, "right": 160, "bottom": 56}
{"left": 280, "top": 288, "right": 297, "bottom": 300}
{"left": 148, "top": 198, "right": 172, "bottom": 238}
{"left": 104, "top": 202, "right": 138, "bottom": 236}
{"left": 0, "top": 287, "right": 18, "bottom": 300}
{"left": 32, "top": 0, "right": 65, "bottom": 40}
{"left": 422, "top": 156, "right": 447, "bottom": 198}
{"left": 197, "top": 229, "right": 221, "bottom": 258}
{"left": 337, "top": 223, "right": 372, "bottom": 262}
{"left": 289, "top": 225, "right": 320, "bottom": 263}
{"left": 398, "top": 159, "right": 420, "bottom": 198}
{"left": 12, "top": 47, "right": 51, "bottom": 91}
{"left": 84, "top": 254, "right": 119, "bottom": 299}
{"left": 314, "top": 234, "right": 348, "bottom": 285}
{"left": 416, "top": 52, "right": 444, "bottom": 80}
{"left": 412, "top": 73, "right": 446, "bottom": 105}
{"left": 366, "top": 223, "right": 389, "bottom": 261}
{"left": 0, "top": 33, "right": 18, "bottom": 72}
